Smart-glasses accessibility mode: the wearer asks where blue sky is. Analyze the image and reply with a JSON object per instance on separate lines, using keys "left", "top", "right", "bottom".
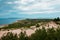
{"left": 0, "top": 0, "right": 60, "bottom": 18}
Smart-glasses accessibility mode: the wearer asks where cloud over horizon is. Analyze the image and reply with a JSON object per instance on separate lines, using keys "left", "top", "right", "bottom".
{"left": 6, "top": 0, "right": 60, "bottom": 14}
{"left": 0, "top": 0, "right": 60, "bottom": 18}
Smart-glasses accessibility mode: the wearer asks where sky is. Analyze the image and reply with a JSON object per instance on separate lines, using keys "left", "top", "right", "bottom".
{"left": 0, "top": 0, "right": 60, "bottom": 18}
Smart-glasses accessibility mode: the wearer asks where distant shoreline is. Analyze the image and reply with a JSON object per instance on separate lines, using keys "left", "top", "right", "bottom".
{"left": 0, "top": 18, "right": 53, "bottom": 28}
{"left": 0, "top": 20, "right": 19, "bottom": 28}
{"left": 0, "top": 24, "right": 8, "bottom": 28}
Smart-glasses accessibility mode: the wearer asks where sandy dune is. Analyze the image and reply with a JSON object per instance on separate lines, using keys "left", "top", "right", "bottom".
{"left": 0, "top": 21, "right": 59, "bottom": 38}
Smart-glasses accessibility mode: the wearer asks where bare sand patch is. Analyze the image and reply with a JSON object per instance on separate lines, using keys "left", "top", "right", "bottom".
{"left": 0, "top": 21, "right": 59, "bottom": 38}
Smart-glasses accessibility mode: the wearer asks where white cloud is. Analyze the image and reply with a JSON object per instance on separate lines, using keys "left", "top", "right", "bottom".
{"left": 15, "top": 1, "right": 54, "bottom": 11}
{"left": 7, "top": 0, "right": 60, "bottom": 14}
{"left": 7, "top": 0, "right": 35, "bottom": 4}
{"left": 20, "top": 0, "right": 35, "bottom": 4}
{"left": 18, "top": 10, "right": 60, "bottom": 14}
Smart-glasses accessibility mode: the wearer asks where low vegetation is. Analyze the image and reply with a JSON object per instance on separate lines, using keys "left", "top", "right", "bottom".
{"left": 0, "top": 17, "right": 60, "bottom": 29}
{"left": 1, "top": 19, "right": 53, "bottom": 29}
{"left": 0, "top": 17, "right": 60, "bottom": 40}
{"left": 36, "top": 24, "right": 40, "bottom": 27}
{"left": 1, "top": 27, "right": 60, "bottom": 40}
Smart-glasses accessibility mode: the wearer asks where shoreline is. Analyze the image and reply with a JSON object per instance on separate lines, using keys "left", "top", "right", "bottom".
{"left": 0, "top": 20, "right": 19, "bottom": 28}
{"left": 0, "top": 24, "right": 8, "bottom": 28}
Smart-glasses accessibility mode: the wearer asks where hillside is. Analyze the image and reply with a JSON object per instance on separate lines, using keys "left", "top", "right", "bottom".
{"left": 0, "top": 19, "right": 60, "bottom": 38}
{"left": 0, "top": 19, "right": 53, "bottom": 29}
{"left": 0, "top": 18, "right": 60, "bottom": 40}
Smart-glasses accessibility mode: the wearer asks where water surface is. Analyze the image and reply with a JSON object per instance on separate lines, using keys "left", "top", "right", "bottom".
{"left": 0, "top": 18, "right": 21, "bottom": 25}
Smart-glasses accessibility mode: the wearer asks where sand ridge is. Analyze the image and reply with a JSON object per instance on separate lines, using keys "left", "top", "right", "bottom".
{"left": 0, "top": 21, "right": 59, "bottom": 38}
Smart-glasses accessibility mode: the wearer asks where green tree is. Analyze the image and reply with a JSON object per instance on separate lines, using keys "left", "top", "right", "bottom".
{"left": 30, "top": 27, "right": 47, "bottom": 40}
{"left": 19, "top": 32, "right": 28, "bottom": 40}
{"left": 46, "top": 27, "right": 56, "bottom": 40}
{"left": 1, "top": 32, "right": 18, "bottom": 40}
{"left": 36, "top": 24, "right": 40, "bottom": 27}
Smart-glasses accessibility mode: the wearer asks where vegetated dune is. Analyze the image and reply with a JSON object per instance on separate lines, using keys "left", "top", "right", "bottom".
{"left": 0, "top": 21, "right": 59, "bottom": 38}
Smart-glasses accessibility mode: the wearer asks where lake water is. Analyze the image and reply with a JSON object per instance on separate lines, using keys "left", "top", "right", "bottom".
{"left": 0, "top": 18, "right": 21, "bottom": 25}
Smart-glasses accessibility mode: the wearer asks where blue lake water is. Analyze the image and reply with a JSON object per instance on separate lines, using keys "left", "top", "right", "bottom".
{"left": 0, "top": 18, "right": 21, "bottom": 25}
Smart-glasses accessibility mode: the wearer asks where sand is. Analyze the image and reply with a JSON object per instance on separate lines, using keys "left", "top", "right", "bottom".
{"left": 0, "top": 21, "right": 59, "bottom": 38}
